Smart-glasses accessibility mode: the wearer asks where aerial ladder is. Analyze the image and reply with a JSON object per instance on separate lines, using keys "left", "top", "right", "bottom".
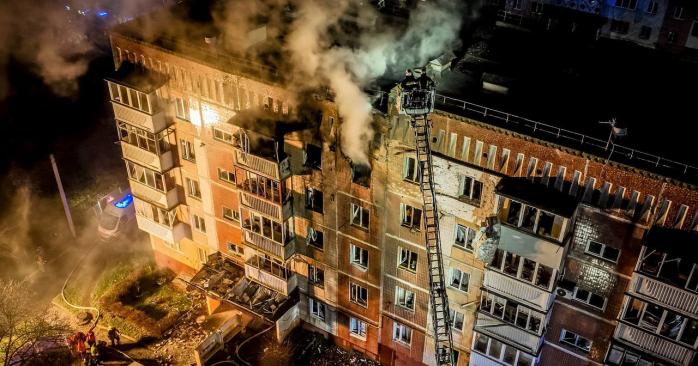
{"left": 399, "top": 69, "right": 454, "bottom": 366}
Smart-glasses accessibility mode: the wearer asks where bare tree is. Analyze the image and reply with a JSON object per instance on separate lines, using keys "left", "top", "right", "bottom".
{"left": 0, "top": 280, "right": 70, "bottom": 366}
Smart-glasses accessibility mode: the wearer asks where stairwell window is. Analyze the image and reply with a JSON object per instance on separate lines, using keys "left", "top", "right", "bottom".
{"left": 449, "top": 268, "right": 470, "bottom": 293}
{"left": 217, "top": 168, "right": 236, "bottom": 184}
{"left": 222, "top": 206, "right": 239, "bottom": 222}
{"left": 395, "top": 286, "right": 415, "bottom": 310}
{"left": 192, "top": 214, "right": 206, "bottom": 233}
{"left": 350, "top": 317, "right": 367, "bottom": 339}
{"left": 305, "top": 188, "right": 324, "bottom": 213}
{"left": 350, "top": 282, "right": 368, "bottom": 307}
{"left": 454, "top": 224, "right": 476, "bottom": 252}
{"left": 458, "top": 175, "right": 483, "bottom": 206}
{"left": 186, "top": 178, "right": 201, "bottom": 199}
{"left": 392, "top": 322, "right": 412, "bottom": 346}
{"left": 309, "top": 298, "right": 326, "bottom": 321}
{"left": 308, "top": 265, "right": 324, "bottom": 288}
{"left": 350, "top": 244, "right": 368, "bottom": 269}
{"left": 398, "top": 247, "right": 418, "bottom": 272}
{"left": 449, "top": 308, "right": 465, "bottom": 331}
{"left": 350, "top": 203, "right": 370, "bottom": 230}
{"left": 180, "top": 139, "right": 195, "bottom": 162}
{"left": 175, "top": 97, "right": 190, "bottom": 120}
{"left": 306, "top": 227, "right": 324, "bottom": 250}
{"left": 400, "top": 204, "right": 422, "bottom": 231}
{"left": 402, "top": 156, "right": 419, "bottom": 183}
{"left": 560, "top": 329, "right": 592, "bottom": 353}
{"left": 585, "top": 240, "right": 620, "bottom": 263}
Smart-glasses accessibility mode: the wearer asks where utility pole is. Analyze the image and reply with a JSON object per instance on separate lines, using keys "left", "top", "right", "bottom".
{"left": 50, "top": 154, "right": 77, "bottom": 238}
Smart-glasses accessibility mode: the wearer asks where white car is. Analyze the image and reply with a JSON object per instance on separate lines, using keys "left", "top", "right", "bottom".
{"left": 98, "top": 190, "right": 136, "bottom": 240}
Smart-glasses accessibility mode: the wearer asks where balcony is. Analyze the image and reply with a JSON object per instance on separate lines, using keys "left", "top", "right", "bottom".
{"left": 615, "top": 323, "right": 695, "bottom": 365}
{"left": 475, "top": 312, "right": 543, "bottom": 354}
{"left": 469, "top": 351, "right": 507, "bottom": 366}
{"left": 630, "top": 273, "right": 698, "bottom": 315}
{"left": 239, "top": 192, "right": 292, "bottom": 221}
{"left": 234, "top": 150, "right": 290, "bottom": 180}
{"left": 129, "top": 179, "right": 179, "bottom": 209}
{"left": 111, "top": 102, "right": 167, "bottom": 133}
{"left": 244, "top": 261, "right": 297, "bottom": 296}
{"left": 242, "top": 229, "right": 295, "bottom": 260}
{"left": 135, "top": 213, "right": 191, "bottom": 244}
{"left": 121, "top": 143, "right": 174, "bottom": 172}
{"left": 483, "top": 270, "right": 554, "bottom": 311}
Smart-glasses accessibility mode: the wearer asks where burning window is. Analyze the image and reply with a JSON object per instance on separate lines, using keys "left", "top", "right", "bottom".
{"left": 351, "top": 164, "right": 371, "bottom": 187}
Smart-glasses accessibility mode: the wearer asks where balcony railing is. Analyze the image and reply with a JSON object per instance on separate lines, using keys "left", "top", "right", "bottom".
{"left": 112, "top": 102, "right": 167, "bottom": 133}
{"left": 242, "top": 229, "right": 295, "bottom": 260}
{"left": 630, "top": 273, "right": 698, "bottom": 315}
{"left": 475, "top": 312, "right": 544, "bottom": 354}
{"left": 483, "top": 270, "right": 554, "bottom": 312}
{"left": 244, "top": 262, "right": 297, "bottom": 296}
{"left": 615, "top": 323, "right": 695, "bottom": 365}
{"left": 121, "top": 143, "right": 174, "bottom": 173}
{"left": 129, "top": 180, "right": 179, "bottom": 209}
{"left": 240, "top": 192, "right": 292, "bottom": 221}
{"left": 234, "top": 150, "right": 290, "bottom": 180}
{"left": 135, "top": 213, "right": 191, "bottom": 244}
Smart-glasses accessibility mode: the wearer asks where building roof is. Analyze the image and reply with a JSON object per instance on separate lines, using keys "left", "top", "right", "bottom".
{"left": 496, "top": 176, "right": 579, "bottom": 217}
{"left": 644, "top": 226, "right": 698, "bottom": 261}
{"left": 105, "top": 61, "right": 168, "bottom": 93}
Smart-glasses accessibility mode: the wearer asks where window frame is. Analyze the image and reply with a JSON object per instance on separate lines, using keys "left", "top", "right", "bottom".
{"left": 559, "top": 329, "right": 592, "bottom": 353}
{"left": 585, "top": 240, "right": 621, "bottom": 263}
{"left": 222, "top": 206, "right": 239, "bottom": 222}
{"left": 309, "top": 298, "right": 326, "bottom": 321}
{"left": 350, "top": 203, "right": 370, "bottom": 230}
{"left": 402, "top": 156, "right": 419, "bottom": 183}
{"left": 308, "top": 264, "right": 325, "bottom": 288}
{"left": 350, "top": 282, "right": 369, "bottom": 308}
{"left": 392, "top": 321, "right": 412, "bottom": 346}
{"left": 458, "top": 175, "right": 483, "bottom": 205}
{"left": 454, "top": 224, "right": 476, "bottom": 252}
{"left": 192, "top": 214, "right": 206, "bottom": 233}
{"left": 449, "top": 268, "right": 470, "bottom": 293}
{"left": 186, "top": 177, "right": 202, "bottom": 200}
{"left": 397, "top": 246, "right": 418, "bottom": 272}
{"left": 400, "top": 203, "right": 422, "bottom": 231}
{"left": 226, "top": 242, "right": 244, "bottom": 257}
{"left": 306, "top": 227, "right": 324, "bottom": 250}
{"left": 217, "top": 168, "right": 236, "bottom": 184}
{"left": 350, "top": 244, "right": 369, "bottom": 270}
{"left": 349, "top": 317, "right": 367, "bottom": 340}
{"left": 395, "top": 286, "right": 416, "bottom": 311}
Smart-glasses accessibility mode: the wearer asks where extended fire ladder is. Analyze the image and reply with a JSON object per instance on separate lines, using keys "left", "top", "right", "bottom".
{"left": 400, "top": 72, "right": 454, "bottom": 366}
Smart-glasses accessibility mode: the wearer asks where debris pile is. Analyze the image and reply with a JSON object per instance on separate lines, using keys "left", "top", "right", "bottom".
{"left": 150, "top": 293, "right": 208, "bottom": 365}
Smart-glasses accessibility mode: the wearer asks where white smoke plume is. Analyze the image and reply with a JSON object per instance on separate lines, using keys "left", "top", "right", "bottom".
{"left": 284, "top": 0, "right": 464, "bottom": 165}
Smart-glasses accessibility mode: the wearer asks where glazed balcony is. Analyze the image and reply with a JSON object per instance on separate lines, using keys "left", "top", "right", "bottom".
{"left": 483, "top": 270, "right": 554, "bottom": 312}
{"left": 121, "top": 142, "right": 174, "bottom": 173}
{"left": 244, "top": 256, "right": 297, "bottom": 296}
{"left": 135, "top": 212, "right": 191, "bottom": 244}
{"left": 615, "top": 323, "right": 695, "bottom": 365}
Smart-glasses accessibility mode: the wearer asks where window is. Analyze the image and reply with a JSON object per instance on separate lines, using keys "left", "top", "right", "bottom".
{"left": 175, "top": 97, "right": 189, "bottom": 120}
{"left": 403, "top": 156, "right": 419, "bottom": 183}
{"left": 350, "top": 244, "right": 368, "bottom": 269}
{"left": 512, "top": 0, "right": 522, "bottom": 10}
{"left": 448, "top": 133, "right": 458, "bottom": 156}
{"left": 531, "top": 0, "right": 543, "bottom": 13}
{"left": 480, "top": 292, "right": 543, "bottom": 334}
{"left": 449, "top": 268, "right": 470, "bottom": 292}
{"left": 585, "top": 240, "right": 620, "bottom": 263}
{"left": 350, "top": 282, "right": 368, "bottom": 307}
{"left": 449, "top": 308, "right": 465, "bottom": 331}
{"left": 222, "top": 206, "right": 239, "bottom": 222}
{"left": 306, "top": 227, "right": 324, "bottom": 250}
{"left": 622, "top": 297, "right": 698, "bottom": 345}
{"left": 309, "top": 298, "right": 326, "bottom": 321}
{"left": 117, "top": 121, "right": 169, "bottom": 154}
{"left": 308, "top": 265, "right": 324, "bottom": 288}
{"left": 668, "top": 31, "right": 677, "bottom": 44}
{"left": 350, "top": 317, "right": 367, "bottom": 339}
{"left": 213, "top": 128, "right": 234, "bottom": 145}
{"left": 180, "top": 139, "right": 195, "bottom": 162}
{"left": 217, "top": 168, "right": 235, "bottom": 184}
{"left": 192, "top": 214, "right": 206, "bottom": 233}
{"left": 606, "top": 344, "right": 664, "bottom": 366}
{"left": 186, "top": 178, "right": 201, "bottom": 199}
{"left": 395, "top": 286, "right": 415, "bottom": 310}
{"left": 125, "top": 161, "right": 167, "bottom": 192}
{"left": 242, "top": 210, "right": 284, "bottom": 243}
{"left": 226, "top": 242, "right": 244, "bottom": 256}
{"left": 472, "top": 332, "right": 535, "bottom": 366}
{"left": 560, "top": 329, "right": 592, "bottom": 353}
{"left": 490, "top": 249, "right": 554, "bottom": 290}
{"left": 400, "top": 204, "right": 422, "bottom": 231}
{"left": 673, "top": 6, "right": 684, "bottom": 19}
{"left": 392, "top": 322, "right": 412, "bottom": 345}
{"left": 197, "top": 248, "right": 207, "bottom": 263}
{"left": 498, "top": 198, "right": 565, "bottom": 241}
{"left": 304, "top": 144, "right": 322, "bottom": 170}
{"left": 573, "top": 287, "right": 607, "bottom": 310}
{"left": 350, "top": 203, "right": 370, "bottom": 230}
{"left": 610, "top": 20, "right": 630, "bottom": 35}
{"left": 458, "top": 176, "right": 483, "bottom": 205}
{"left": 454, "top": 224, "right": 476, "bottom": 251}
{"left": 398, "top": 247, "right": 418, "bottom": 272}
{"left": 639, "top": 26, "right": 652, "bottom": 40}
{"left": 614, "top": 0, "right": 637, "bottom": 10}
{"left": 305, "top": 188, "right": 324, "bottom": 213}
{"left": 646, "top": 1, "right": 658, "bottom": 14}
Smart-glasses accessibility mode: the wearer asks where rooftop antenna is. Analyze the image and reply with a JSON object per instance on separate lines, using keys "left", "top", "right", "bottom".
{"left": 599, "top": 118, "right": 627, "bottom": 151}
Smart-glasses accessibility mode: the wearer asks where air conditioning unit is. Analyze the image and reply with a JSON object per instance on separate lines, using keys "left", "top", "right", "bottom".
{"left": 555, "top": 287, "right": 575, "bottom": 300}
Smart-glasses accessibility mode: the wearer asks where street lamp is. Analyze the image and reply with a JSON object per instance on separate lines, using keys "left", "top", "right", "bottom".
{"left": 599, "top": 118, "right": 627, "bottom": 151}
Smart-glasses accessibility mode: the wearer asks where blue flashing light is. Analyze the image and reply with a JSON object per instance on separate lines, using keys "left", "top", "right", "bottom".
{"left": 97, "top": 10, "right": 109, "bottom": 17}
{"left": 113, "top": 194, "right": 133, "bottom": 208}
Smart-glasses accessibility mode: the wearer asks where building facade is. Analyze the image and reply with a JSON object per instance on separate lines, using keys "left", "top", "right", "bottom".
{"left": 105, "top": 3, "right": 698, "bottom": 366}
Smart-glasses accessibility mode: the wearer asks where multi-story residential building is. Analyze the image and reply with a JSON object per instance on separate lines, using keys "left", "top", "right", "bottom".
{"left": 656, "top": 1, "right": 698, "bottom": 52}
{"left": 104, "top": 2, "right": 698, "bottom": 366}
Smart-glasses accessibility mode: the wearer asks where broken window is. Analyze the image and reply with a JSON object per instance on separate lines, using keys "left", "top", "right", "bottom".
{"left": 585, "top": 240, "right": 620, "bottom": 263}
{"left": 213, "top": 128, "right": 234, "bottom": 145}
{"left": 305, "top": 188, "right": 323, "bottom": 213}
{"left": 395, "top": 286, "right": 415, "bottom": 310}
{"left": 217, "top": 168, "right": 236, "bottom": 184}
{"left": 459, "top": 175, "right": 483, "bottom": 205}
{"left": 192, "top": 214, "right": 206, "bottom": 233}
{"left": 175, "top": 97, "right": 189, "bottom": 120}
{"left": 454, "top": 224, "right": 476, "bottom": 252}
{"left": 351, "top": 164, "right": 371, "bottom": 187}
{"left": 400, "top": 204, "right": 422, "bottom": 231}
{"left": 560, "top": 330, "right": 591, "bottom": 353}
{"left": 303, "top": 144, "right": 322, "bottom": 170}
{"left": 306, "top": 227, "right": 324, "bottom": 250}
{"left": 308, "top": 265, "right": 324, "bottom": 288}
{"left": 639, "top": 248, "right": 697, "bottom": 289}
{"left": 350, "top": 282, "right": 368, "bottom": 307}
{"left": 503, "top": 252, "right": 521, "bottom": 276}
{"left": 180, "top": 139, "right": 195, "bottom": 162}
{"left": 186, "top": 178, "right": 201, "bottom": 199}
{"left": 398, "top": 247, "right": 418, "bottom": 272}
{"left": 449, "top": 308, "right": 465, "bottom": 331}
{"left": 350, "top": 203, "right": 369, "bottom": 230}
{"left": 535, "top": 264, "right": 553, "bottom": 289}
{"left": 309, "top": 298, "right": 326, "bottom": 321}
{"left": 449, "top": 268, "right": 470, "bottom": 292}
{"left": 402, "top": 156, "right": 419, "bottom": 183}
{"left": 350, "top": 244, "right": 368, "bottom": 269}
{"left": 222, "top": 206, "right": 239, "bottom": 222}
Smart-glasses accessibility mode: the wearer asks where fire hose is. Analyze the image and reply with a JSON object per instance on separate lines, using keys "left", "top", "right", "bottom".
{"left": 234, "top": 323, "right": 275, "bottom": 366}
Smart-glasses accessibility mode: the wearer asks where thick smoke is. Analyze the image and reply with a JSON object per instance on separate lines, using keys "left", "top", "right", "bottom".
{"left": 284, "top": 0, "right": 463, "bottom": 165}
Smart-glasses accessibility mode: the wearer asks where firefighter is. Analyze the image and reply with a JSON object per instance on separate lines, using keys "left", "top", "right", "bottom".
{"left": 75, "top": 333, "right": 87, "bottom": 362}
{"left": 88, "top": 343, "right": 101, "bottom": 365}
{"left": 86, "top": 330, "right": 96, "bottom": 347}
{"left": 107, "top": 326, "right": 120, "bottom": 346}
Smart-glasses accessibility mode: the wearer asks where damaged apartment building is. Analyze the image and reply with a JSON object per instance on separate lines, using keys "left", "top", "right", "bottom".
{"left": 105, "top": 1, "right": 698, "bottom": 366}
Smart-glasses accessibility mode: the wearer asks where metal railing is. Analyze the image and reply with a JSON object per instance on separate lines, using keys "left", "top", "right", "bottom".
{"left": 373, "top": 89, "right": 698, "bottom": 184}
